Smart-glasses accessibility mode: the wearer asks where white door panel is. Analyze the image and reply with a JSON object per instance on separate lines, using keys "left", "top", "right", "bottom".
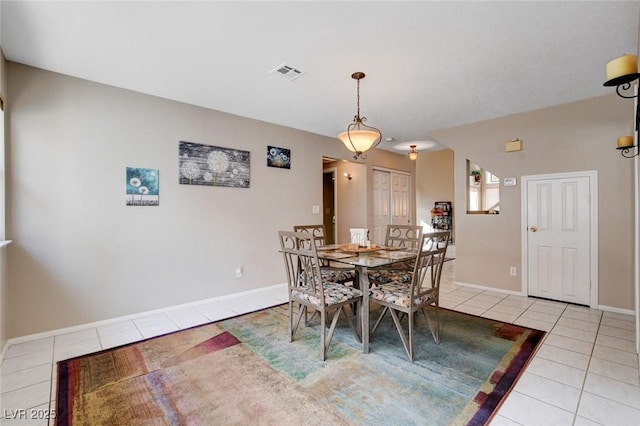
{"left": 526, "top": 175, "right": 591, "bottom": 305}
{"left": 373, "top": 170, "right": 390, "bottom": 245}
{"left": 373, "top": 169, "right": 412, "bottom": 245}
{"left": 392, "top": 173, "right": 410, "bottom": 224}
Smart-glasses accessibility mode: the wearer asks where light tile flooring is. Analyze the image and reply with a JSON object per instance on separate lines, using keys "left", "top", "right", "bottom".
{"left": 1, "top": 261, "right": 638, "bottom": 425}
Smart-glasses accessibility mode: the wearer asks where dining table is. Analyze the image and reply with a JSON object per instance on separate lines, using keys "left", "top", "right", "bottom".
{"left": 317, "top": 244, "right": 418, "bottom": 354}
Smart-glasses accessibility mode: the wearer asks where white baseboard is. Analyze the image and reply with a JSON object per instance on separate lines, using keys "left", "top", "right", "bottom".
{"left": 3, "top": 280, "right": 634, "bottom": 361}
{"left": 453, "top": 280, "right": 526, "bottom": 296}
{"left": 596, "top": 304, "right": 636, "bottom": 316}
{"left": 454, "top": 280, "right": 635, "bottom": 316}
{"left": 0, "top": 340, "right": 7, "bottom": 364}
{"left": 2, "top": 283, "right": 288, "bottom": 354}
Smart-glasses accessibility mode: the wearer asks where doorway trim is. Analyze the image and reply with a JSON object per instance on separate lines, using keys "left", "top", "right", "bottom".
{"left": 520, "top": 170, "right": 599, "bottom": 308}
{"left": 323, "top": 167, "right": 338, "bottom": 243}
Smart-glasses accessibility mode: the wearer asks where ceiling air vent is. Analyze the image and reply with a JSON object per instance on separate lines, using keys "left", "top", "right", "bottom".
{"left": 270, "top": 63, "right": 306, "bottom": 81}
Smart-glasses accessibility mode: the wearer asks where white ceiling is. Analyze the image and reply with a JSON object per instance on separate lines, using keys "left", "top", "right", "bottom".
{"left": 2, "top": 1, "right": 639, "bottom": 154}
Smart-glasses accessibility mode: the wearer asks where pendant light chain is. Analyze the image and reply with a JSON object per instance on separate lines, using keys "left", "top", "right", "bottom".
{"left": 356, "top": 77, "right": 361, "bottom": 121}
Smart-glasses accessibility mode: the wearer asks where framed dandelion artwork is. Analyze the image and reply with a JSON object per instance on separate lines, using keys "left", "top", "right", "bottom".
{"left": 126, "top": 167, "right": 159, "bottom": 206}
{"left": 179, "top": 141, "right": 250, "bottom": 188}
{"left": 267, "top": 146, "right": 290, "bottom": 169}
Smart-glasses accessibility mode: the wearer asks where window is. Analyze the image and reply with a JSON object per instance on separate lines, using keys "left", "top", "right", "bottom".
{"left": 467, "top": 160, "right": 500, "bottom": 214}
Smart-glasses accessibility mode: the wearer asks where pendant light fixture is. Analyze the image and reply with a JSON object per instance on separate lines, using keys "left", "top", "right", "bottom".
{"left": 337, "top": 72, "right": 382, "bottom": 160}
{"left": 408, "top": 144, "right": 418, "bottom": 160}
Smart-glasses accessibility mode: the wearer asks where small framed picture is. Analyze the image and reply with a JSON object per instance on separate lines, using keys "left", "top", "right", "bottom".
{"left": 267, "top": 146, "right": 290, "bottom": 169}
{"left": 126, "top": 167, "right": 159, "bottom": 206}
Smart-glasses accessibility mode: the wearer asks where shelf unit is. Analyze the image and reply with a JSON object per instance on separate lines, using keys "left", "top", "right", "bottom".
{"left": 431, "top": 201, "right": 453, "bottom": 239}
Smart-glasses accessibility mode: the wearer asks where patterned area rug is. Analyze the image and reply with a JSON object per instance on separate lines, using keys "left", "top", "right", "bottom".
{"left": 56, "top": 305, "right": 544, "bottom": 425}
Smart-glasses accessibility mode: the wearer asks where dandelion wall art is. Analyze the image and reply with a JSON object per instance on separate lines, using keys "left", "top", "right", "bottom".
{"left": 267, "top": 146, "right": 290, "bottom": 169}
{"left": 126, "top": 167, "right": 159, "bottom": 206}
{"left": 179, "top": 141, "right": 250, "bottom": 188}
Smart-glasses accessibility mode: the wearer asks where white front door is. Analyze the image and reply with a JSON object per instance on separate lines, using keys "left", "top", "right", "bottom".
{"left": 524, "top": 173, "right": 595, "bottom": 306}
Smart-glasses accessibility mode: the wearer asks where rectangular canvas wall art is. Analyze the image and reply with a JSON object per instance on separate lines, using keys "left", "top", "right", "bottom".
{"left": 179, "top": 141, "right": 250, "bottom": 188}
{"left": 267, "top": 146, "right": 290, "bottom": 169}
{"left": 126, "top": 167, "right": 159, "bottom": 206}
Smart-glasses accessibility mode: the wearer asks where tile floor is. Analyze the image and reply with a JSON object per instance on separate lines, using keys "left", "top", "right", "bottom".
{"left": 1, "top": 261, "right": 638, "bottom": 425}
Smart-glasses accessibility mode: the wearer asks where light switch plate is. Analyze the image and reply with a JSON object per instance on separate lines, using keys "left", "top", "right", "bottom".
{"left": 504, "top": 177, "right": 517, "bottom": 187}
{"left": 312, "top": 205, "right": 320, "bottom": 214}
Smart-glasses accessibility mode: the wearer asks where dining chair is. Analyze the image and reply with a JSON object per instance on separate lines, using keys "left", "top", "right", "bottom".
{"left": 383, "top": 224, "right": 424, "bottom": 250}
{"left": 293, "top": 225, "right": 357, "bottom": 286}
{"left": 278, "top": 230, "right": 363, "bottom": 361}
{"left": 369, "top": 230, "right": 450, "bottom": 362}
{"left": 367, "top": 224, "right": 423, "bottom": 285}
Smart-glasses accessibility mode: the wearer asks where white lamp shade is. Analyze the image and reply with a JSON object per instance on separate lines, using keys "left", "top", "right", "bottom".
{"left": 338, "top": 129, "right": 381, "bottom": 153}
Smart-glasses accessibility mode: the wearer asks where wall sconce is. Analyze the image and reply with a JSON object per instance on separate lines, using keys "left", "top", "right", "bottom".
{"left": 408, "top": 145, "right": 418, "bottom": 160}
{"left": 616, "top": 135, "right": 638, "bottom": 158}
{"left": 604, "top": 54, "right": 640, "bottom": 158}
{"left": 343, "top": 172, "right": 352, "bottom": 180}
{"left": 505, "top": 138, "right": 523, "bottom": 152}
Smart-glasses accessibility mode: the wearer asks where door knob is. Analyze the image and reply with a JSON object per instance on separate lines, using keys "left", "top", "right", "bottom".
{"left": 529, "top": 226, "right": 538, "bottom": 232}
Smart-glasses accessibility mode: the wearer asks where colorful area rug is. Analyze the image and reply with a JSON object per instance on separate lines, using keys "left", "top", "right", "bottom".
{"left": 56, "top": 304, "right": 544, "bottom": 425}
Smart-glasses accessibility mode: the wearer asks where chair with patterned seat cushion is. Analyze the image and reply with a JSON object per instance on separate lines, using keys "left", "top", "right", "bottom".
{"left": 367, "top": 225, "right": 423, "bottom": 284}
{"left": 367, "top": 269, "right": 413, "bottom": 286}
{"left": 370, "top": 231, "right": 450, "bottom": 361}
{"left": 293, "top": 225, "right": 357, "bottom": 286}
{"left": 279, "top": 230, "right": 363, "bottom": 361}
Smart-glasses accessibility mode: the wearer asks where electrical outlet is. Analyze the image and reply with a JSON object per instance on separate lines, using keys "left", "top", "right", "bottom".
{"left": 509, "top": 267, "right": 517, "bottom": 276}
{"left": 236, "top": 267, "right": 243, "bottom": 278}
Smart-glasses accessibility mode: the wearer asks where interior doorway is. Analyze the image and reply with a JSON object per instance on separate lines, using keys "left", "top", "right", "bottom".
{"left": 521, "top": 171, "right": 598, "bottom": 307}
{"left": 322, "top": 168, "right": 337, "bottom": 244}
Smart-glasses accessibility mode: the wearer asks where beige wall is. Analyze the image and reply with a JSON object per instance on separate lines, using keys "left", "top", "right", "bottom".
{"left": 416, "top": 149, "right": 455, "bottom": 239}
{"left": 432, "top": 94, "right": 635, "bottom": 310}
{"left": 10, "top": 59, "right": 630, "bottom": 338}
{"left": 6, "top": 63, "right": 413, "bottom": 338}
